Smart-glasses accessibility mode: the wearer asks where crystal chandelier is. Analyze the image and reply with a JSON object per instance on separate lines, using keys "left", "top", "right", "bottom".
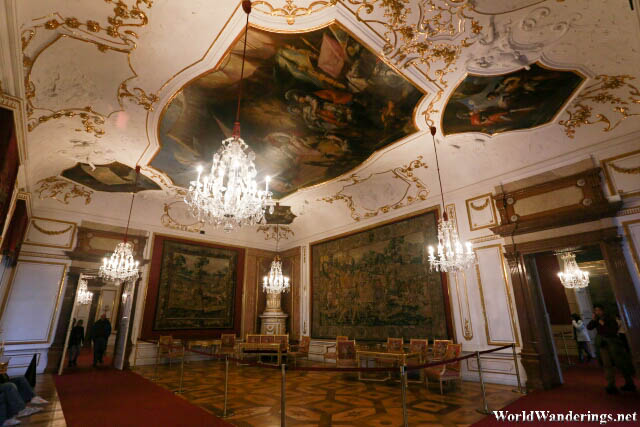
{"left": 557, "top": 252, "right": 589, "bottom": 288}
{"left": 76, "top": 274, "right": 93, "bottom": 305}
{"left": 185, "top": 1, "right": 274, "bottom": 232}
{"left": 263, "top": 225, "right": 290, "bottom": 294}
{"left": 99, "top": 167, "right": 140, "bottom": 283}
{"left": 426, "top": 126, "right": 477, "bottom": 272}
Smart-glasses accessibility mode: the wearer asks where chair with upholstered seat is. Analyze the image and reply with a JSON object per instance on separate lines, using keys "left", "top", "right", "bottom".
{"left": 156, "top": 335, "right": 184, "bottom": 368}
{"left": 386, "top": 337, "right": 404, "bottom": 353}
{"left": 425, "top": 343, "right": 462, "bottom": 394}
{"left": 219, "top": 334, "right": 237, "bottom": 356}
{"left": 246, "top": 334, "right": 261, "bottom": 344}
{"left": 336, "top": 340, "right": 357, "bottom": 373}
{"left": 288, "top": 336, "right": 310, "bottom": 367}
{"left": 323, "top": 335, "right": 348, "bottom": 363}
{"left": 406, "top": 338, "right": 429, "bottom": 383}
{"left": 432, "top": 339, "right": 453, "bottom": 361}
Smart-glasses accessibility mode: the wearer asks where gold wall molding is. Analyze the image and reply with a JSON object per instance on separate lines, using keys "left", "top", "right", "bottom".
{"left": 617, "top": 206, "right": 640, "bottom": 217}
{"left": 257, "top": 225, "right": 295, "bottom": 241}
{"left": 466, "top": 192, "right": 498, "bottom": 231}
{"left": 559, "top": 75, "right": 640, "bottom": 138}
{"left": 453, "top": 271, "right": 473, "bottom": 341}
{"left": 35, "top": 176, "right": 93, "bottom": 205}
{"left": 469, "top": 234, "right": 501, "bottom": 244}
{"left": 22, "top": 1, "right": 156, "bottom": 136}
{"left": 253, "top": 0, "right": 338, "bottom": 25}
{"left": 601, "top": 149, "right": 640, "bottom": 199}
{"left": 469, "top": 198, "right": 489, "bottom": 211}
{"left": 160, "top": 201, "right": 204, "bottom": 233}
{"left": 32, "top": 221, "right": 72, "bottom": 236}
{"left": 319, "top": 155, "right": 429, "bottom": 221}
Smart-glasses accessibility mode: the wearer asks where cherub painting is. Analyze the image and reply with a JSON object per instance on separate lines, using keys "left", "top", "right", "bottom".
{"left": 153, "top": 23, "right": 424, "bottom": 199}
{"left": 442, "top": 63, "right": 583, "bottom": 136}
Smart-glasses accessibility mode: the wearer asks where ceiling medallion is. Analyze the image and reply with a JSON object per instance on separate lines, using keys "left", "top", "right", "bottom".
{"left": 557, "top": 252, "right": 589, "bottom": 289}
{"left": 426, "top": 127, "right": 476, "bottom": 273}
{"left": 252, "top": 0, "right": 338, "bottom": 25}
{"left": 185, "top": 1, "right": 274, "bottom": 232}
{"left": 263, "top": 225, "right": 290, "bottom": 294}
{"left": 76, "top": 274, "right": 94, "bottom": 305}
{"left": 99, "top": 167, "right": 141, "bottom": 283}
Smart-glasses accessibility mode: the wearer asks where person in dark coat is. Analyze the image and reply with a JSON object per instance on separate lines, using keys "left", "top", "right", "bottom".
{"left": 68, "top": 319, "right": 84, "bottom": 367}
{"left": 91, "top": 314, "right": 112, "bottom": 367}
{"left": 587, "top": 304, "right": 636, "bottom": 394}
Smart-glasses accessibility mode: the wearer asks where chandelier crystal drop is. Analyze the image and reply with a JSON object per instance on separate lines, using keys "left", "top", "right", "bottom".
{"left": 99, "top": 166, "right": 141, "bottom": 283}
{"left": 99, "top": 242, "right": 139, "bottom": 282}
{"left": 184, "top": 0, "right": 274, "bottom": 232}
{"left": 76, "top": 275, "right": 93, "bottom": 305}
{"left": 557, "top": 252, "right": 589, "bottom": 289}
{"left": 262, "top": 224, "right": 290, "bottom": 294}
{"left": 426, "top": 126, "right": 477, "bottom": 272}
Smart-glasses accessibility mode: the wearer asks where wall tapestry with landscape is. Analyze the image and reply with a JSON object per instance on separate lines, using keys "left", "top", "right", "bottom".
{"left": 141, "top": 236, "right": 244, "bottom": 339}
{"left": 310, "top": 209, "right": 451, "bottom": 341}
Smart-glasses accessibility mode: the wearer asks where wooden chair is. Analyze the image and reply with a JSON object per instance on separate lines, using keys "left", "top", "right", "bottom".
{"left": 432, "top": 339, "right": 453, "bottom": 361}
{"left": 246, "top": 334, "right": 261, "bottom": 344}
{"left": 157, "top": 335, "right": 184, "bottom": 368}
{"left": 336, "top": 340, "right": 357, "bottom": 369}
{"left": 288, "top": 336, "right": 310, "bottom": 367}
{"left": 219, "top": 334, "right": 236, "bottom": 356}
{"left": 386, "top": 337, "right": 404, "bottom": 353}
{"left": 425, "top": 343, "right": 462, "bottom": 394}
{"left": 324, "top": 336, "right": 348, "bottom": 362}
{"left": 260, "top": 335, "right": 275, "bottom": 344}
{"left": 274, "top": 334, "right": 289, "bottom": 352}
{"left": 407, "top": 339, "right": 429, "bottom": 383}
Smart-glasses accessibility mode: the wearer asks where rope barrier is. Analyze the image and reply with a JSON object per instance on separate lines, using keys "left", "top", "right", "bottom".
{"left": 139, "top": 339, "right": 514, "bottom": 373}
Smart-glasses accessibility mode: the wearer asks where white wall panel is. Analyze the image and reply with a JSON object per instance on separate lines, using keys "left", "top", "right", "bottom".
{"left": 0, "top": 260, "right": 67, "bottom": 344}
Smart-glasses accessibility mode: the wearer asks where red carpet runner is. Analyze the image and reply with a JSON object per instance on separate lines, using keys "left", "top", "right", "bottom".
{"left": 473, "top": 363, "right": 638, "bottom": 426}
{"left": 54, "top": 366, "right": 232, "bottom": 427}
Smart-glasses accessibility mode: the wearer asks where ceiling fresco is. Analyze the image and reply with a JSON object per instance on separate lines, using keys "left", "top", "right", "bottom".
{"left": 61, "top": 162, "right": 161, "bottom": 193}
{"left": 151, "top": 22, "right": 424, "bottom": 199}
{"left": 442, "top": 64, "right": 584, "bottom": 136}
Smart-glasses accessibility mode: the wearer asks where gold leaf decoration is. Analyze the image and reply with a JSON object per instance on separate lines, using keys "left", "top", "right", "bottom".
{"left": 559, "top": 75, "right": 640, "bottom": 138}
{"left": 253, "top": 0, "right": 338, "bottom": 25}
{"left": 36, "top": 177, "right": 93, "bottom": 205}
{"left": 320, "top": 155, "right": 428, "bottom": 221}
{"left": 257, "top": 225, "right": 295, "bottom": 241}
{"left": 161, "top": 201, "right": 204, "bottom": 233}
{"left": 609, "top": 162, "right": 640, "bottom": 175}
{"left": 469, "top": 197, "right": 489, "bottom": 211}
{"left": 22, "top": 0, "right": 156, "bottom": 135}
{"left": 32, "top": 221, "right": 73, "bottom": 236}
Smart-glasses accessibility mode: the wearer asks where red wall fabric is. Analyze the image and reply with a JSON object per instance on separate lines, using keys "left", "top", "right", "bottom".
{"left": 140, "top": 235, "right": 245, "bottom": 340}
{"left": 535, "top": 253, "right": 572, "bottom": 325}
{"left": 0, "top": 199, "right": 28, "bottom": 263}
{"left": 0, "top": 108, "right": 20, "bottom": 235}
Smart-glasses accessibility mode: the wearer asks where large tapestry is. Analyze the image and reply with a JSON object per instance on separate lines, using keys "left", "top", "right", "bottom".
{"left": 151, "top": 238, "right": 240, "bottom": 331}
{"left": 311, "top": 210, "right": 450, "bottom": 341}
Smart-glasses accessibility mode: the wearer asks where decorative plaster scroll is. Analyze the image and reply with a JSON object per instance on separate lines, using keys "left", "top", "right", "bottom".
{"left": 319, "top": 156, "right": 428, "bottom": 221}
{"left": 253, "top": 0, "right": 338, "bottom": 25}
{"left": 601, "top": 149, "right": 640, "bottom": 199}
{"left": 141, "top": 167, "right": 185, "bottom": 196}
{"left": 35, "top": 177, "right": 93, "bottom": 205}
{"left": 465, "top": 7, "right": 580, "bottom": 74}
{"left": 161, "top": 200, "right": 204, "bottom": 233}
{"left": 257, "top": 225, "right": 295, "bottom": 241}
{"left": 22, "top": 0, "right": 156, "bottom": 135}
{"left": 343, "top": 0, "right": 481, "bottom": 127}
{"left": 465, "top": 193, "right": 498, "bottom": 231}
{"left": 559, "top": 75, "right": 640, "bottom": 138}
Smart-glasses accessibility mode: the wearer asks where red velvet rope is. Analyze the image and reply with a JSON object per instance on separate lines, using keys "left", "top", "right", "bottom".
{"left": 140, "top": 340, "right": 514, "bottom": 373}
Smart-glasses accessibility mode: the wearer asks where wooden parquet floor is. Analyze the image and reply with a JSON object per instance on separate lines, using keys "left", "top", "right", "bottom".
{"left": 133, "top": 359, "right": 520, "bottom": 426}
{"left": 20, "top": 374, "right": 67, "bottom": 427}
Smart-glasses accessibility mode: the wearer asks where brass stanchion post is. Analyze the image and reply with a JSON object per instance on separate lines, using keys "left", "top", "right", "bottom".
{"left": 401, "top": 366, "right": 408, "bottom": 427}
{"left": 475, "top": 351, "right": 491, "bottom": 415}
{"left": 511, "top": 343, "right": 526, "bottom": 394}
{"left": 223, "top": 355, "right": 229, "bottom": 417}
{"left": 176, "top": 346, "right": 185, "bottom": 394}
{"left": 281, "top": 363, "right": 286, "bottom": 427}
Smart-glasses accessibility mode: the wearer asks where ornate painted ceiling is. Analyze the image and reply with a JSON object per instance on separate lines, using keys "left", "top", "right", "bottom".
{"left": 2, "top": 0, "right": 640, "bottom": 247}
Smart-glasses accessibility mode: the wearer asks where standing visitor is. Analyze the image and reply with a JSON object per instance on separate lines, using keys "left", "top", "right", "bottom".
{"left": 571, "top": 313, "right": 594, "bottom": 362}
{"left": 91, "top": 314, "right": 111, "bottom": 367}
{"left": 68, "top": 319, "right": 84, "bottom": 367}
{"left": 587, "top": 304, "right": 636, "bottom": 394}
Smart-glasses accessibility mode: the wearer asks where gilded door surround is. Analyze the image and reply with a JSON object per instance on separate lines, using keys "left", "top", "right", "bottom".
{"left": 503, "top": 227, "right": 640, "bottom": 391}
